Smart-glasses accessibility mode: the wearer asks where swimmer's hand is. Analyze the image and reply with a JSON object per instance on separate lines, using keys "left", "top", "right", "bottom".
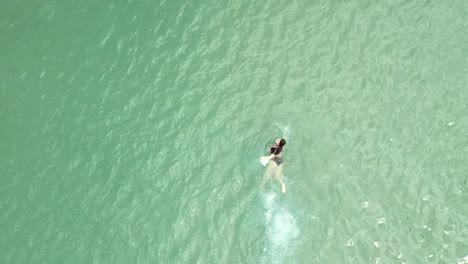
{"left": 281, "top": 183, "right": 287, "bottom": 193}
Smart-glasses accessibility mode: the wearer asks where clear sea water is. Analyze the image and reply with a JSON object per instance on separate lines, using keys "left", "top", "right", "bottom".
{"left": 1, "top": 1, "right": 467, "bottom": 263}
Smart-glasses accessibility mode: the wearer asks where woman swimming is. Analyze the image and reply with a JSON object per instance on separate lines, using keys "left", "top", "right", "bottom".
{"left": 260, "top": 138, "right": 287, "bottom": 193}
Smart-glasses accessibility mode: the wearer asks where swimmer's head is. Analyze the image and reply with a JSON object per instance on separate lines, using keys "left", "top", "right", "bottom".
{"left": 276, "top": 138, "right": 286, "bottom": 147}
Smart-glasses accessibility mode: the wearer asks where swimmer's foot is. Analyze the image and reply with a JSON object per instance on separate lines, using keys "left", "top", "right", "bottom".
{"left": 281, "top": 183, "right": 287, "bottom": 193}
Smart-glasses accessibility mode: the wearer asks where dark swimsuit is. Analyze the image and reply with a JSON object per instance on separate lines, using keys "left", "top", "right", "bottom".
{"left": 270, "top": 145, "right": 283, "bottom": 165}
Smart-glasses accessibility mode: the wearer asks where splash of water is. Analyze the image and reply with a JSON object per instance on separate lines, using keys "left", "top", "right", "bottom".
{"left": 263, "top": 192, "right": 277, "bottom": 224}
{"left": 268, "top": 209, "right": 299, "bottom": 246}
{"left": 260, "top": 191, "right": 299, "bottom": 263}
{"left": 459, "top": 255, "right": 468, "bottom": 264}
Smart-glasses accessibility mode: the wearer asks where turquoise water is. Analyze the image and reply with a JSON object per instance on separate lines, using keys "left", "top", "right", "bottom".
{"left": 1, "top": 1, "right": 467, "bottom": 263}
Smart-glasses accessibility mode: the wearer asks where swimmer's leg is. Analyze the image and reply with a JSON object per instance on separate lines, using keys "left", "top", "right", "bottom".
{"left": 274, "top": 165, "right": 287, "bottom": 193}
{"left": 262, "top": 161, "right": 275, "bottom": 187}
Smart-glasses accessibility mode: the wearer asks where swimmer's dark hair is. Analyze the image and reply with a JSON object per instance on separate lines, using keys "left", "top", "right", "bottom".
{"left": 279, "top": 138, "right": 286, "bottom": 147}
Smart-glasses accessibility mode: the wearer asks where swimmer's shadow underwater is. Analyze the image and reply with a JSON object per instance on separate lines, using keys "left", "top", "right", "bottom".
{"left": 259, "top": 138, "right": 287, "bottom": 193}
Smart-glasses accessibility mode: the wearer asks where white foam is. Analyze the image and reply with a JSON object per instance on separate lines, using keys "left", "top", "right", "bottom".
{"left": 263, "top": 192, "right": 276, "bottom": 209}
{"left": 265, "top": 209, "right": 273, "bottom": 223}
{"left": 458, "top": 255, "right": 468, "bottom": 264}
{"left": 263, "top": 192, "right": 276, "bottom": 224}
{"left": 268, "top": 210, "right": 299, "bottom": 246}
{"left": 262, "top": 192, "right": 299, "bottom": 248}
